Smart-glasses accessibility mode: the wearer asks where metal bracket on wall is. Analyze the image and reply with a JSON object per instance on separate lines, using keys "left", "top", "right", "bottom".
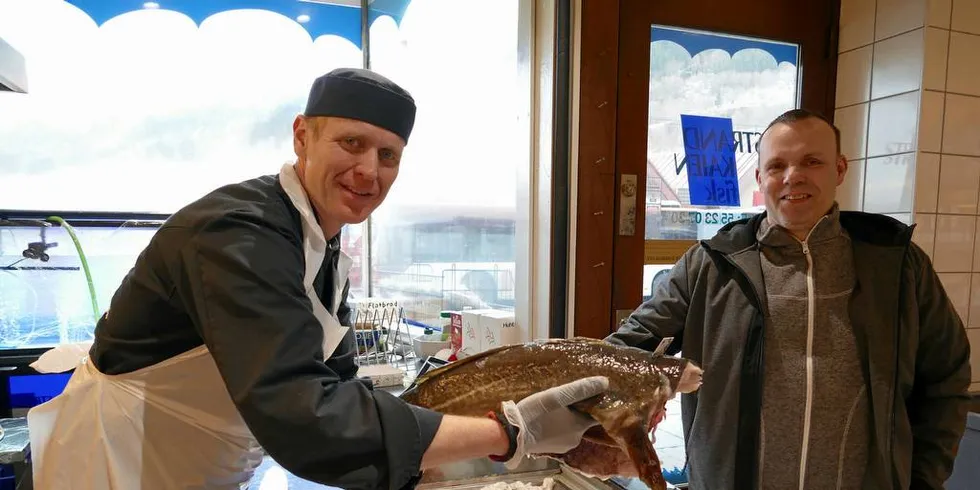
{"left": 618, "top": 173, "right": 637, "bottom": 236}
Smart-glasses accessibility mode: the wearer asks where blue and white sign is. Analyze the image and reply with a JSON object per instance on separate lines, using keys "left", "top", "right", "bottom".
{"left": 680, "top": 114, "right": 740, "bottom": 207}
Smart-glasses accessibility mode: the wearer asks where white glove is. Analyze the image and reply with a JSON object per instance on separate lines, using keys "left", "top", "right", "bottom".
{"left": 498, "top": 376, "right": 609, "bottom": 469}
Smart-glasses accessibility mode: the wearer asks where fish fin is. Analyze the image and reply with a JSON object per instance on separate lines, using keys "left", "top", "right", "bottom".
{"left": 651, "top": 337, "right": 674, "bottom": 357}
{"left": 569, "top": 395, "right": 602, "bottom": 413}
{"left": 565, "top": 336, "right": 607, "bottom": 345}
{"left": 609, "top": 426, "right": 666, "bottom": 490}
{"left": 581, "top": 425, "right": 618, "bottom": 447}
{"left": 586, "top": 405, "right": 666, "bottom": 490}
{"left": 569, "top": 396, "right": 618, "bottom": 447}
{"left": 544, "top": 439, "right": 638, "bottom": 479}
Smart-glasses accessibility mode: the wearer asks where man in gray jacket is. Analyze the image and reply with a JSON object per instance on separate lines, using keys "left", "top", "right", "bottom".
{"left": 608, "top": 109, "right": 972, "bottom": 490}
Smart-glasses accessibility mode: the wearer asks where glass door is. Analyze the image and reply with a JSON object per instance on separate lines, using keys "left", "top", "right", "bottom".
{"left": 640, "top": 26, "right": 801, "bottom": 300}
{"left": 602, "top": 1, "right": 840, "bottom": 486}
{"left": 608, "top": 0, "right": 840, "bottom": 325}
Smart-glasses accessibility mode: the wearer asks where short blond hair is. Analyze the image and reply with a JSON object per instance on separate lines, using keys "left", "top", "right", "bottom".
{"left": 304, "top": 116, "right": 329, "bottom": 142}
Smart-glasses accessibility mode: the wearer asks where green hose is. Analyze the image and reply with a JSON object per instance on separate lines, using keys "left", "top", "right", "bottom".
{"left": 46, "top": 216, "right": 100, "bottom": 324}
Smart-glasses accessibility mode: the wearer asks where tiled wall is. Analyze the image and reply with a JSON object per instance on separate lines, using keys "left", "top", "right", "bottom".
{"left": 835, "top": 0, "right": 980, "bottom": 392}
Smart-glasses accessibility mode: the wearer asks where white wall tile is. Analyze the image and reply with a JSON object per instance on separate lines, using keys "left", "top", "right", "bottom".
{"left": 969, "top": 329, "right": 980, "bottom": 382}
{"left": 923, "top": 27, "right": 950, "bottom": 91}
{"left": 868, "top": 92, "right": 921, "bottom": 157}
{"left": 942, "top": 94, "right": 980, "bottom": 156}
{"left": 928, "top": 0, "right": 952, "bottom": 28}
{"left": 835, "top": 103, "right": 869, "bottom": 159}
{"left": 913, "top": 212, "right": 937, "bottom": 257}
{"left": 919, "top": 91, "right": 945, "bottom": 152}
{"left": 947, "top": 32, "right": 980, "bottom": 97}
{"left": 937, "top": 155, "right": 980, "bottom": 213}
{"left": 885, "top": 213, "right": 913, "bottom": 224}
{"left": 872, "top": 29, "right": 925, "bottom": 98}
{"left": 836, "top": 46, "right": 874, "bottom": 107}
{"left": 972, "top": 274, "right": 980, "bottom": 326}
{"left": 841, "top": 0, "right": 878, "bottom": 51}
{"left": 951, "top": 0, "right": 980, "bottom": 35}
{"left": 864, "top": 153, "right": 915, "bottom": 213}
{"left": 877, "top": 0, "right": 927, "bottom": 40}
{"left": 838, "top": 158, "right": 866, "bottom": 211}
{"left": 975, "top": 217, "right": 980, "bottom": 272}
{"left": 915, "top": 152, "right": 941, "bottom": 212}
{"left": 934, "top": 215, "right": 977, "bottom": 272}
{"left": 938, "top": 273, "right": 972, "bottom": 322}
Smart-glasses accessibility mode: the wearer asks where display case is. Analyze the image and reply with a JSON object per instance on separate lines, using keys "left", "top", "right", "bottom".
{"left": 251, "top": 450, "right": 685, "bottom": 490}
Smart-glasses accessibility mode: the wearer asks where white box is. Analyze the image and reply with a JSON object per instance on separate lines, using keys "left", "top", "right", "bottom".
{"left": 480, "top": 309, "right": 520, "bottom": 350}
{"left": 459, "top": 309, "right": 491, "bottom": 357}
{"left": 358, "top": 364, "right": 404, "bottom": 388}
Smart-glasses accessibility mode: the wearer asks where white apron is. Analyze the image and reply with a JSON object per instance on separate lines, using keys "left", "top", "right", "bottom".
{"left": 27, "top": 163, "right": 353, "bottom": 489}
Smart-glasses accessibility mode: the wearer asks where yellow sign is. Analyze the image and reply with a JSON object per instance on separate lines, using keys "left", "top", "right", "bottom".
{"left": 644, "top": 240, "right": 697, "bottom": 265}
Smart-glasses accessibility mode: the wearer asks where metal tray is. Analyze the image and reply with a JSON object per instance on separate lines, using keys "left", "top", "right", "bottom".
{"left": 416, "top": 457, "right": 627, "bottom": 490}
{"left": 416, "top": 457, "right": 687, "bottom": 490}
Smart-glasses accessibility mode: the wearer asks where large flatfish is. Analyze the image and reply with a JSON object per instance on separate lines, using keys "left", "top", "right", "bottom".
{"left": 400, "top": 337, "right": 702, "bottom": 490}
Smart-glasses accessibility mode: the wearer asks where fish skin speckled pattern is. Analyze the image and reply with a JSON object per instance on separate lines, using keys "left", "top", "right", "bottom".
{"left": 400, "top": 338, "right": 703, "bottom": 490}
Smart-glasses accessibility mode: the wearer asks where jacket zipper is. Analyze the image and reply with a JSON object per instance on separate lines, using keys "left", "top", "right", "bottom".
{"left": 794, "top": 216, "right": 825, "bottom": 490}
{"left": 799, "top": 239, "right": 815, "bottom": 490}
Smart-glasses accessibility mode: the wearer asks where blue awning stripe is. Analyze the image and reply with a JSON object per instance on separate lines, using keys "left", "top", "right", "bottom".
{"left": 652, "top": 26, "right": 799, "bottom": 65}
{"left": 66, "top": 0, "right": 413, "bottom": 48}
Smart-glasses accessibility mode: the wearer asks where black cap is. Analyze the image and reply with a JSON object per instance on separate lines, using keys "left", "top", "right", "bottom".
{"left": 303, "top": 68, "right": 416, "bottom": 143}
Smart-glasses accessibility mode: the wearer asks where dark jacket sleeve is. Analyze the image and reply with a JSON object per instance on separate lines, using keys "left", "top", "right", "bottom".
{"left": 171, "top": 213, "right": 441, "bottom": 490}
{"left": 906, "top": 245, "right": 972, "bottom": 489}
{"left": 604, "top": 246, "right": 696, "bottom": 355}
{"left": 336, "top": 274, "right": 443, "bottom": 451}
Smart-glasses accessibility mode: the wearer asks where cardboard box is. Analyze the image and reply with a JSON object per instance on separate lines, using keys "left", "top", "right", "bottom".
{"left": 459, "top": 309, "right": 491, "bottom": 357}
{"left": 449, "top": 312, "right": 463, "bottom": 354}
{"left": 358, "top": 364, "right": 405, "bottom": 388}
{"left": 480, "top": 309, "right": 520, "bottom": 350}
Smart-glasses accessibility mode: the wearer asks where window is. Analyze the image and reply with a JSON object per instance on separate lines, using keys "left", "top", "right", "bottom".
{"left": 0, "top": 1, "right": 362, "bottom": 350}
{"left": 366, "top": 0, "right": 522, "bottom": 327}
{"left": 0, "top": 0, "right": 531, "bottom": 347}
{"left": 641, "top": 26, "right": 800, "bottom": 300}
{"left": 0, "top": 1, "right": 363, "bottom": 213}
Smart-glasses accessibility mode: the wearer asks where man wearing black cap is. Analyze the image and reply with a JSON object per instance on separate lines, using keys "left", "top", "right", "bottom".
{"left": 26, "top": 68, "right": 607, "bottom": 490}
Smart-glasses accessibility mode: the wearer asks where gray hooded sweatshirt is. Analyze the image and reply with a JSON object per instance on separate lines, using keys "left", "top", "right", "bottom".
{"left": 756, "top": 208, "right": 869, "bottom": 489}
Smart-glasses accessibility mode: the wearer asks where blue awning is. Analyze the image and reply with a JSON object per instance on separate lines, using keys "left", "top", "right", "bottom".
{"left": 652, "top": 26, "right": 798, "bottom": 65}
{"left": 66, "top": 0, "right": 412, "bottom": 48}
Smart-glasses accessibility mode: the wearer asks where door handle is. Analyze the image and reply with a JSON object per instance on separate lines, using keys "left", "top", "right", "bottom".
{"left": 618, "top": 173, "right": 637, "bottom": 236}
